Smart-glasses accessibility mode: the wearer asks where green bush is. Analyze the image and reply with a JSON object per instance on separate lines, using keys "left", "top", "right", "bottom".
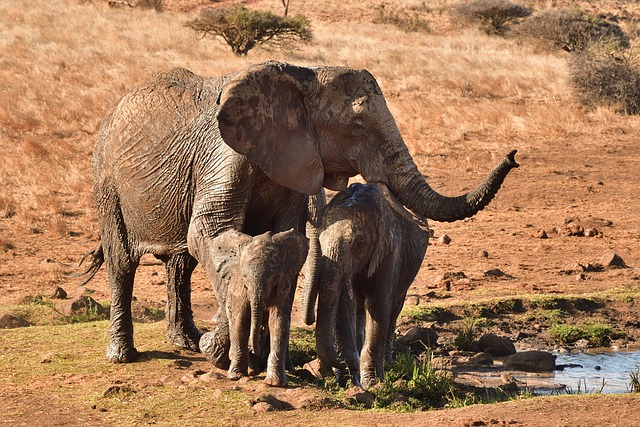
{"left": 185, "top": 6, "right": 312, "bottom": 56}
{"left": 570, "top": 52, "right": 640, "bottom": 114}
{"left": 515, "top": 8, "right": 629, "bottom": 53}
{"left": 451, "top": 0, "right": 531, "bottom": 35}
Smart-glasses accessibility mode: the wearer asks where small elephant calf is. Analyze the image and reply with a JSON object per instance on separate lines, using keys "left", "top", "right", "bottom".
{"left": 200, "top": 229, "right": 308, "bottom": 387}
{"left": 305, "top": 183, "right": 430, "bottom": 388}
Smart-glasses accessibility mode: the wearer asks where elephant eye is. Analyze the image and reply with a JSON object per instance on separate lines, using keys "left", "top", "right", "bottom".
{"left": 350, "top": 117, "right": 366, "bottom": 136}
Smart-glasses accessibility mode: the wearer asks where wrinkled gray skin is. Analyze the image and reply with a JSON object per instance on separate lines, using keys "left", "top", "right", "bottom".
{"left": 199, "top": 229, "right": 307, "bottom": 386}
{"left": 308, "top": 183, "right": 430, "bottom": 388}
{"left": 79, "top": 60, "right": 518, "bottom": 371}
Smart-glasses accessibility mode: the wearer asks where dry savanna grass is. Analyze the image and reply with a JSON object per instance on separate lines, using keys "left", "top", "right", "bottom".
{"left": 1, "top": 0, "right": 639, "bottom": 296}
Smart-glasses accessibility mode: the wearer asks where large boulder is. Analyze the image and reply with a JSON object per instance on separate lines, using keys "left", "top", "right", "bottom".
{"left": 478, "top": 333, "right": 516, "bottom": 356}
{"left": 503, "top": 351, "right": 556, "bottom": 372}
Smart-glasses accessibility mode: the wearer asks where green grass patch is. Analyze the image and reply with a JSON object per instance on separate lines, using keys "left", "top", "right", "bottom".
{"left": 288, "top": 327, "right": 317, "bottom": 369}
{"left": 549, "top": 322, "right": 623, "bottom": 347}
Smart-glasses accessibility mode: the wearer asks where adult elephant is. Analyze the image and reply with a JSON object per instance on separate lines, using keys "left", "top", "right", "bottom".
{"left": 306, "top": 183, "right": 430, "bottom": 388}
{"left": 79, "top": 60, "right": 518, "bottom": 369}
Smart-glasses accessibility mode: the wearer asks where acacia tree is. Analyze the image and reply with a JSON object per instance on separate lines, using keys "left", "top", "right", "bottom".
{"left": 185, "top": 6, "right": 311, "bottom": 56}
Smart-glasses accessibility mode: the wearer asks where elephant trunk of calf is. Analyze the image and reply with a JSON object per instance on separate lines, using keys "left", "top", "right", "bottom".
{"left": 248, "top": 283, "right": 263, "bottom": 358}
{"left": 315, "top": 253, "right": 349, "bottom": 370}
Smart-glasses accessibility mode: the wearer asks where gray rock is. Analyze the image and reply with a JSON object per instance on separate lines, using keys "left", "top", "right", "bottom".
{"left": 62, "top": 295, "right": 108, "bottom": 318}
{"left": 478, "top": 333, "right": 516, "bottom": 356}
{"left": 396, "top": 326, "right": 438, "bottom": 351}
{"left": 50, "top": 287, "right": 67, "bottom": 299}
{"left": 503, "top": 351, "right": 556, "bottom": 372}
{"left": 0, "top": 313, "right": 31, "bottom": 329}
{"left": 468, "top": 352, "right": 494, "bottom": 365}
{"left": 601, "top": 252, "right": 628, "bottom": 269}
{"left": 343, "top": 386, "right": 374, "bottom": 408}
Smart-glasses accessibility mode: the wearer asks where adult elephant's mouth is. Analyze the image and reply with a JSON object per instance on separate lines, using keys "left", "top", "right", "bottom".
{"left": 323, "top": 173, "right": 349, "bottom": 191}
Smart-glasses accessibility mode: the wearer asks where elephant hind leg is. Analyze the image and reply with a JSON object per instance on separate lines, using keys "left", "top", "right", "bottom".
{"left": 97, "top": 192, "right": 141, "bottom": 363}
{"left": 164, "top": 253, "right": 201, "bottom": 351}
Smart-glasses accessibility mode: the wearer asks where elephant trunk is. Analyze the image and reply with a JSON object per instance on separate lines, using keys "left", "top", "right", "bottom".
{"left": 315, "top": 249, "right": 348, "bottom": 370}
{"left": 385, "top": 148, "right": 519, "bottom": 223}
{"left": 248, "top": 272, "right": 264, "bottom": 358}
{"left": 301, "top": 191, "right": 326, "bottom": 325}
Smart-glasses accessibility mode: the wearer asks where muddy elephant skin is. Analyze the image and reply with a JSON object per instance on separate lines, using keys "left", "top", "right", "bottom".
{"left": 78, "top": 61, "right": 518, "bottom": 368}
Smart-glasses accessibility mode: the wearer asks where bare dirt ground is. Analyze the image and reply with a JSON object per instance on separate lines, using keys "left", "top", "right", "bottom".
{"left": 1, "top": 0, "right": 640, "bottom": 426}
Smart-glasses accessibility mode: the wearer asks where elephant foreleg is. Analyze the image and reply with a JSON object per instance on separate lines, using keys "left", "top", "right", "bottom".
{"left": 333, "top": 283, "right": 361, "bottom": 387}
{"left": 264, "top": 300, "right": 293, "bottom": 387}
{"left": 227, "top": 301, "right": 251, "bottom": 381}
{"left": 164, "top": 253, "right": 201, "bottom": 351}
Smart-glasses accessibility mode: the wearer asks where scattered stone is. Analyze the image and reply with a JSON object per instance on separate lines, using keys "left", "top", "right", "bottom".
{"left": 468, "top": 352, "right": 493, "bottom": 365}
{"left": 171, "top": 359, "right": 193, "bottom": 369}
{"left": 302, "top": 359, "right": 324, "bottom": 379}
{"left": 477, "top": 334, "right": 516, "bottom": 356}
{"left": 476, "top": 250, "right": 489, "bottom": 258}
{"left": 252, "top": 401, "right": 274, "bottom": 413}
{"left": 503, "top": 351, "right": 556, "bottom": 372}
{"left": 600, "top": 252, "right": 628, "bottom": 269}
{"left": 560, "top": 223, "right": 584, "bottom": 237}
{"left": 483, "top": 269, "right": 511, "bottom": 279}
{"left": 50, "top": 287, "right": 67, "bottom": 299}
{"left": 438, "top": 234, "right": 452, "bottom": 245}
{"left": 405, "top": 294, "right": 420, "bottom": 306}
{"left": 532, "top": 229, "right": 548, "bottom": 239}
{"left": 343, "top": 386, "right": 374, "bottom": 408}
{"left": 61, "top": 295, "right": 108, "bottom": 318}
{"left": 40, "top": 353, "right": 55, "bottom": 364}
{"left": 250, "top": 394, "right": 293, "bottom": 411}
{"left": 584, "top": 228, "right": 599, "bottom": 237}
{"left": 396, "top": 326, "right": 438, "bottom": 351}
{"left": 103, "top": 385, "right": 135, "bottom": 398}
{"left": 0, "top": 313, "right": 32, "bottom": 329}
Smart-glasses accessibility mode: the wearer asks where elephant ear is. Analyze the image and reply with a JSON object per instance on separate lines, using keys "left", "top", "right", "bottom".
{"left": 367, "top": 193, "right": 396, "bottom": 278}
{"left": 217, "top": 61, "right": 324, "bottom": 195}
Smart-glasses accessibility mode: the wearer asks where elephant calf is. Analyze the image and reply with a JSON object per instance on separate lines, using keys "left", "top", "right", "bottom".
{"left": 199, "top": 229, "right": 308, "bottom": 386}
{"left": 305, "top": 183, "right": 430, "bottom": 388}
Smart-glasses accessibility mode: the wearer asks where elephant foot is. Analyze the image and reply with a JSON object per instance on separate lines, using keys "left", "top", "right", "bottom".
{"left": 335, "top": 369, "right": 361, "bottom": 388}
{"left": 360, "top": 375, "right": 381, "bottom": 390}
{"left": 248, "top": 352, "right": 265, "bottom": 376}
{"left": 106, "top": 341, "right": 138, "bottom": 363}
{"left": 167, "top": 326, "right": 202, "bottom": 352}
{"left": 227, "top": 365, "right": 248, "bottom": 381}
{"left": 199, "top": 326, "right": 230, "bottom": 370}
{"left": 263, "top": 373, "right": 288, "bottom": 387}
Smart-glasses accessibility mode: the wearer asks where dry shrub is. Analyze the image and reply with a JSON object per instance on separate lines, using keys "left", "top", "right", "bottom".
{"left": 570, "top": 53, "right": 640, "bottom": 114}
{"left": 138, "top": 0, "right": 163, "bottom": 12}
{"left": 450, "top": 0, "right": 531, "bottom": 35}
{"left": 373, "top": 2, "right": 430, "bottom": 33}
{"left": 515, "top": 8, "right": 629, "bottom": 53}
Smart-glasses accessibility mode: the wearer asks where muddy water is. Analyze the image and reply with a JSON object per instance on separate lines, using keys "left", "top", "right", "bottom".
{"left": 552, "top": 349, "right": 640, "bottom": 394}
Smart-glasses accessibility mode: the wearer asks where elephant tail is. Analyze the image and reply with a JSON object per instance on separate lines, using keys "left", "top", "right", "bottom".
{"left": 74, "top": 243, "right": 104, "bottom": 286}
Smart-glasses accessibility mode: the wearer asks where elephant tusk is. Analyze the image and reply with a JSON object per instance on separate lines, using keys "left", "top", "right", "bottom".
{"left": 374, "top": 182, "right": 430, "bottom": 232}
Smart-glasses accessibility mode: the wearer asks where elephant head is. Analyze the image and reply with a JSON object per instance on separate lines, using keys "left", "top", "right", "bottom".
{"left": 217, "top": 60, "right": 518, "bottom": 216}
